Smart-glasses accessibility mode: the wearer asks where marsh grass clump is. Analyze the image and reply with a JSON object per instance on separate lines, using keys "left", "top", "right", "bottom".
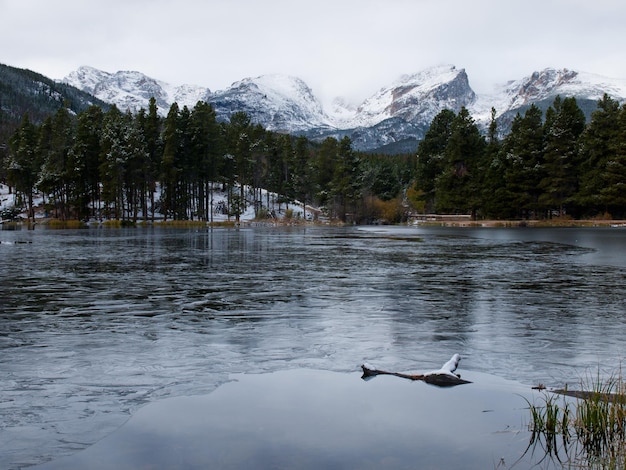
{"left": 157, "top": 220, "right": 207, "bottom": 228}
{"left": 255, "top": 208, "right": 271, "bottom": 220}
{"left": 46, "top": 219, "right": 86, "bottom": 229}
{"left": 525, "top": 369, "right": 626, "bottom": 469}
{"left": 525, "top": 393, "right": 572, "bottom": 462}
{"left": 572, "top": 371, "right": 626, "bottom": 468}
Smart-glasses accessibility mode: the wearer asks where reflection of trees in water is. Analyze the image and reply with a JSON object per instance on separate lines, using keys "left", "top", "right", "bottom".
{"left": 521, "top": 425, "right": 626, "bottom": 469}
{"left": 520, "top": 388, "right": 626, "bottom": 469}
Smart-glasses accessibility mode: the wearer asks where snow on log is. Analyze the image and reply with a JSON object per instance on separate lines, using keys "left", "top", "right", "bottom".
{"left": 361, "top": 354, "right": 471, "bottom": 387}
{"left": 438, "top": 353, "right": 461, "bottom": 374}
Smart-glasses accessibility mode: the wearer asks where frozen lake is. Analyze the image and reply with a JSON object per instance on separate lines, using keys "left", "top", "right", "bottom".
{"left": 2, "top": 225, "right": 626, "bottom": 468}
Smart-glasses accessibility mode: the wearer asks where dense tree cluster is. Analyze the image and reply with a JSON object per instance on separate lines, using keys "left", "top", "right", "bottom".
{"left": 4, "top": 93, "right": 626, "bottom": 224}
{"left": 0, "top": 64, "right": 110, "bottom": 183}
{"left": 415, "top": 94, "right": 626, "bottom": 219}
{"left": 4, "top": 98, "right": 415, "bottom": 223}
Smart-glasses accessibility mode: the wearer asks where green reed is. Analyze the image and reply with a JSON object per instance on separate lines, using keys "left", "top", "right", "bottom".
{"left": 572, "top": 370, "right": 626, "bottom": 468}
{"left": 525, "top": 369, "right": 626, "bottom": 469}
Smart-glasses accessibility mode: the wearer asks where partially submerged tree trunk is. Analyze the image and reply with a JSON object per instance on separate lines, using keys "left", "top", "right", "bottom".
{"left": 361, "top": 354, "right": 472, "bottom": 387}
{"left": 552, "top": 388, "right": 624, "bottom": 403}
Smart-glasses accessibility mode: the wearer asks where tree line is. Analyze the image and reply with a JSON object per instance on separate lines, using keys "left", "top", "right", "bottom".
{"left": 3, "top": 93, "right": 626, "bottom": 224}
{"left": 415, "top": 94, "right": 626, "bottom": 220}
{"left": 3, "top": 98, "right": 414, "bottom": 223}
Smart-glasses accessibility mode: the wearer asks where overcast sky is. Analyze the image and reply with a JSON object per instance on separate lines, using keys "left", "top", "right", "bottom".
{"left": 2, "top": 0, "right": 625, "bottom": 106}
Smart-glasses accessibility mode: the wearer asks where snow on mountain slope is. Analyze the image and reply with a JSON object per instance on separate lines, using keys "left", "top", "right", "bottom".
{"left": 210, "top": 74, "right": 334, "bottom": 132}
{"left": 62, "top": 65, "right": 107, "bottom": 95}
{"left": 61, "top": 65, "right": 626, "bottom": 152}
{"left": 470, "top": 68, "right": 626, "bottom": 123}
{"left": 503, "top": 68, "right": 626, "bottom": 108}
{"left": 63, "top": 66, "right": 211, "bottom": 115}
{"left": 350, "top": 65, "right": 476, "bottom": 129}
{"left": 327, "top": 97, "right": 358, "bottom": 125}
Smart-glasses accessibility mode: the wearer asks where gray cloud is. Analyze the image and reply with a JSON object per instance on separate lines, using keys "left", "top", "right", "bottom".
{"left": 2, "top": 0, "right": 625, "bottom": 106}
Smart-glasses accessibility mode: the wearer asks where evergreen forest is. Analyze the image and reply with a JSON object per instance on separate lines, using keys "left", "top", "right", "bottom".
{"left": 2, "top": 93, "right": 626, "bottom": 224}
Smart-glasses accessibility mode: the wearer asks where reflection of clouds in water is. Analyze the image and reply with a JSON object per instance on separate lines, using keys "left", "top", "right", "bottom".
{"left": 2, "top": 226, "right": 626, "bottom": 468}
{"left": 34, "top": 369, "right": 536, "bottom": 470}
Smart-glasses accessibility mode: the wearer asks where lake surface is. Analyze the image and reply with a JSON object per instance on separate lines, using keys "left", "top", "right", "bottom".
{"left": 2, "top": 224, "right": 626, "bottom": 468}
{"left": 32, "top": 369, "right": 540, "bottom": 470}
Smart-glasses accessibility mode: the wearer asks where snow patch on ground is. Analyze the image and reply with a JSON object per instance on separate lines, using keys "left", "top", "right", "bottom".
{"left": 0, "top": 183, "right": 316, "bottom": 224}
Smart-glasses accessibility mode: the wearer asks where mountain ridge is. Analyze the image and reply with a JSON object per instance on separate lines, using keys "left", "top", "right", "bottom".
{"left": 0, "top": 63, "right": 110, "bottom": 149}
{"left": 61, "top": 64, "right": 626, "bottom": 152}
{"left": 63, "top": 66, "right": 212, "bottom": 115}
{"left": 3, "top": 62, "right": 625, "bottom": 154}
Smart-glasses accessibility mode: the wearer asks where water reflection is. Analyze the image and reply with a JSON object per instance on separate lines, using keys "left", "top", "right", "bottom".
{"left": 34, "top": 370, "right": 536, "bottom": 470}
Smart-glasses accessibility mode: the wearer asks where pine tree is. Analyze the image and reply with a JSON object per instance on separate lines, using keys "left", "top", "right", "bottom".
{"left": 278, "top": 133, "right": 295, "bottom": 209}
{"left": 137, "top": 97, "right": 162, "bottom": 221}
{"left": 312, "top": 137, "right": 338, "bottom": 208}
{"left": 6, "top": 115, "right": 39, "bottom": 221}
{"left": 249, "top": 123, "right": 268, "bottom": 218}
{"left": 539, "top": 96, "right": 586, "bottom": 217}
{"left": 122, "top": 112, "right": 149, "bottom": 222}
{"left": 37, "top": 107, "right": 74, "bottom": 219}
{"left": 293, "top": 135, "right": 312, "bottom": 219}
{"left": 99, "top": 105, "right": 128, "bottom": 219}
{"left": 435, "top": 108, "right": 486, "bottom": 217}
{"left": 262, "top": 132, "right": 283, "bottom": 213}
{"left": 180, "top": 106, "right": 196, "bottom": 219}
{"left": 188, "top": 101, "right": 221, "bottom": 221}
{"left": 480, "top": 108, "right": 506, "bottom": 218}
{"left": 224, "top": 112, "right": 254, "bottom": 222}
{"left": 331, "top": 136, "right": 361, "bottom": 221}
{"left": 598, "top": 102, "right": 626, "bottom": 218}
{"left": 160, "top": 103, "right": 181, "bottom": 220}
{"left": 68, "top": 105, "right": 103, "bottom": 220}
{"left": 415, "top": 109, "right": 456, "bottom": 211}
{"left": 491, "top": 105, "right": 545, "bottom": 219}
{"left": 577, "top": 94, "right": 623, "bottom": 217}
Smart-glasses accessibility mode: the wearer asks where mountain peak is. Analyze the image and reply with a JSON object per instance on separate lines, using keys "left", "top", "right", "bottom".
{"left": 395, "top": 64, "right": 461, "bottom": 88}
{"left": 63, "top": 66, "right": 211, "bottom": 115}
{"left": 64, "top": 65, "right": 111, "bottom": 95}
{"left": 351, "top": 64, "right": 474, "bottom": 128}
{"left": 470, "top": 67, "right": 626, "bottom": 120}
{"left": 505, "top": 67, "right": 582, "bottom": 106}
{"left": 232, "top": 74, "right": 310, "bottom": 94}
{"left": 211, "top": 74, "right": 333, "bottom": 132}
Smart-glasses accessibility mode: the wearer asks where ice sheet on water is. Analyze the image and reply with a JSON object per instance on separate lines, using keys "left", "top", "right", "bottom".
{"left": 2, "top": 226, "right": 626, "bottom": 468}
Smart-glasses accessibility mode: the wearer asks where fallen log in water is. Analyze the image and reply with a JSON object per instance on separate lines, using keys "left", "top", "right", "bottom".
{"left": 361, "top": 354, "right": 472, "bottom": 387}
{"left": 552, "top": 388, "right": 625, "bottom": 403}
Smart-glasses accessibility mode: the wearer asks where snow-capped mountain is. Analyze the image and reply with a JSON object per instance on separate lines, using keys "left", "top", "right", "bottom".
{"left": 349, "top": 65, "right": 475, "bottom": 128}
{"left": 63, "top": 66, "right": 211, "bottom": 115}
{"left": 495, "top": 68, "right": 626, "bottom": 111}
{"left": 471, "top": 68, "right": 626, "bottom": 123}
{"left": 315, "top": 65, "right": 476, "bottom": 151}
{"left": 62, "top": 65, "right": 626, "bottom": 152}
{"left": 469, "top": 68, "right": 626, "bottom": 137}
{"left": 210, "top": 74, "right": 334, "bottom": 133}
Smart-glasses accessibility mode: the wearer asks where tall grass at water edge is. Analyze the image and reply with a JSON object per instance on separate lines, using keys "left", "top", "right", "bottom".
{"left": 525, "top": 369, "right": 626, "bottom": 469}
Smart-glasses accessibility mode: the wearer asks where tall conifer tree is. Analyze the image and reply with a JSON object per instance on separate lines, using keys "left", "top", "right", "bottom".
{"left": 540, "top": 96, "right": 586, "bottom": 217}
{"left": 577, "top": 94, "right": 623, "bottom": 216}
